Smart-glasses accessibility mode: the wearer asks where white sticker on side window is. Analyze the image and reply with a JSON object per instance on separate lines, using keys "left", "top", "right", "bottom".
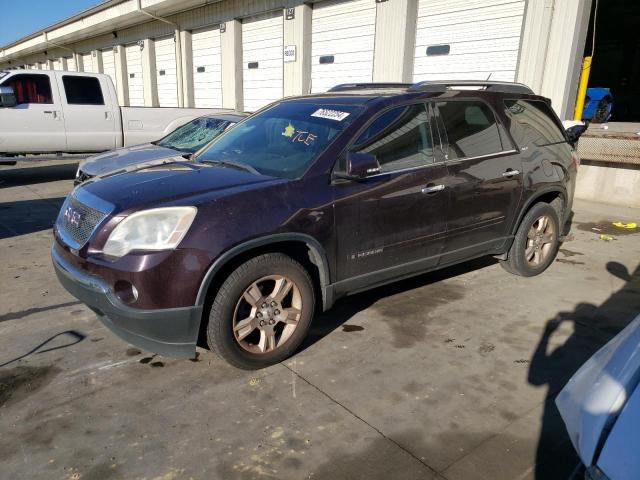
{"left": 311, "top": 108, "right": 350, "bottom": 122}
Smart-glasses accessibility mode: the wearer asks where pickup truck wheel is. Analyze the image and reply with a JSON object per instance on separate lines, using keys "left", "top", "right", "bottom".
{"left": 500, "top": 203, "right": 560, "bottom": 277}
{"left": 207, "top": 253, "right": 315, "bottom": 370}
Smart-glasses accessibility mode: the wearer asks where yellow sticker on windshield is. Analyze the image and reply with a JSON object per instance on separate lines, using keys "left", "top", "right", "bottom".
{"left": 282, "top": 122, "right": 295, "bottom": 138}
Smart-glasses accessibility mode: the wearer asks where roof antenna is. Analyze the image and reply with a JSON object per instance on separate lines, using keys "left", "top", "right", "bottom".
{"left": 486, "top": 73, "right": 492, "bottom": 81}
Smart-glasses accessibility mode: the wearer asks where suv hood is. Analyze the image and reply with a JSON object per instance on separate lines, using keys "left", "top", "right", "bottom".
{"left": 80, "top": 161, "right": 279, "bottom": 212}
{"left": 556, "top": 313, "right": 640, "bottom": 467}
{"left": 80, "top": 143, "right": 182, "bottom": 177}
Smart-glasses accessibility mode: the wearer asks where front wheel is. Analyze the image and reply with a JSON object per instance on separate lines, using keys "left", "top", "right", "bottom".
{"left": 206, "top": 253, "right": 315, "bottom": 369}
{"left": 500, "top": 202, "right": 560, "bottom": 277}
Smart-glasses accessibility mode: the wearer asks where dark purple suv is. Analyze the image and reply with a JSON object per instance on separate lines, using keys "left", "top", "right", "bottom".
{"left": 52, "top": 81, "right": 580, "bottom": 369}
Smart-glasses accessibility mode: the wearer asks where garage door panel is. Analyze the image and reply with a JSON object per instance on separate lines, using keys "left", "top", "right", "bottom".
{"left": 102, "top": 48, "right": 118, "bottom": 91}
{"left": 417, "top": 0, "right": 525, "bottom": 21}
{"left": 155, "top": 36, "right": 178, "bottom": 107}
{"left": 242, "top": 11, "right": 283, "bottom": 112}
{"left": 415, "top": 19, "right": 524, "bottom": 45}
{"left": 192, "top": 26, "right": 222, "bottom": 108}
{"left": 126, "top": 44, "right": 144, "bottom": 107}
{"left": 311, "top": 0, "right": 376, "bottom": 93}
{"left": 81, "top": 53, "right": 94, "bottom": 72}
{"left": 67, "top": 57, "right": 76, "bottom": 72}
{"left": 413, "top": 0, "right": 525, "bottom": 82}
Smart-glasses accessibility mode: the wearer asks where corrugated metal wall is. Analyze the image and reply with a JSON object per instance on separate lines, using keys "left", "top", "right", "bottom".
{"left": 0, "top": 0, "right": 592, "bottom": 119}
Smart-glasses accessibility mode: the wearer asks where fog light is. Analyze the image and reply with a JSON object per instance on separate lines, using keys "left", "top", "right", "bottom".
{"left": 114, "top": 280, "right": 138, "bottom": 304}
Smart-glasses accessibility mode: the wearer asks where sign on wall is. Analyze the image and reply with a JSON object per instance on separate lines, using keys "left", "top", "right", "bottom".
{"left": 284, "top": 45, "right": 296, "bottom": 63}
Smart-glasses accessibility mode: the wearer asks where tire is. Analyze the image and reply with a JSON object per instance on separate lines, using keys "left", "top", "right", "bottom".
{"left": 206, "top": 253, "right": 315, "bottom": 370}
{"left": 500, "top": 202, "right": 560, "bottom": 277}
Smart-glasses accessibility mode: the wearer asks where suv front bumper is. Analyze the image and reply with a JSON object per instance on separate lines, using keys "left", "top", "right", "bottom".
{"left": 52, "top": 247, "right": 202, "bottom": 359}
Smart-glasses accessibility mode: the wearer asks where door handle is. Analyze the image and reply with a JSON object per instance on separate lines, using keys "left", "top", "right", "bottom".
{"left": 421, "top": 184, "right": 445, "bottom": 194}
{"left": 105, "top": 111, "right": 111, "bottom": 120}
{"left": 44, "top": 110, "right": 61, "bottom": 120}
{"left": 502, "top": 169, "right": 520, "bottom": 177}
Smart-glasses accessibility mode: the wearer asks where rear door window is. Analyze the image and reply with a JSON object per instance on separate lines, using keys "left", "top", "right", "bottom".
{"left": 4, "top": 74, "right": 53, "bottom": 104}
{"left": 504, "top": 99, "right": 566, "bottom": 146}
{"left": 353, "top": 104, "right": 434, "bottom": 173}
{"left": 62, "top": 76, "right": 105, "bottom": 105}
{"left": 436, "top": 100, "right": 504, "bottom": 160}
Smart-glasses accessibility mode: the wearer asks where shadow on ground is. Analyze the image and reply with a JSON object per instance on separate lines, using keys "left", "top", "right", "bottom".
{"left": 0, "top": 161, "right": 78, "bottom": 188}
{"left": 530, "top": 261, "right": 640, "bottom": 479}
{"left": 0, "top": 197, "right": 66, "bottom": 239}
{"left": 302, "top": 256, "right": 497, "bottom": 352}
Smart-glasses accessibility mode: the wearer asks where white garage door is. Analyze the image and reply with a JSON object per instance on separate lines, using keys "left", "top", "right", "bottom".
{"left": 53, "top": 58, "right": 64, "bottom": 70}
{"left": 102, "top": 48, "right": 117, "bottom": 90}
{"left": 192, "top": 26, "right": 223, "bottom": 108}
{"left": 67, "top": 56, "right": 76, "bottom": 72}
{"left": 311, "top": 0, "right": 377, "bottom": 93}
{"left": 126, "top": 43, "right": 144, "bottom": 106}
{"left": 155, "top": 36, "right": 178, "bottom": 107}
{"left": 242, "top": 11, "right": 283, "bottom": 112}
{"left": 81, "top": 52, "right": 94, "bottom": 72}
{"left": 413, "top": 0, "right": 526, "bottom": 82}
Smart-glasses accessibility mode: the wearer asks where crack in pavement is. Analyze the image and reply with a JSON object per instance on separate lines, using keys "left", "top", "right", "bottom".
{"left": 281, "top": 363, "right": 449, "bottom": 480}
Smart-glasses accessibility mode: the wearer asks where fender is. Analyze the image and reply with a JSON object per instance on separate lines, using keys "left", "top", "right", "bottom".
{"left": 511, "top": 185, "right": 567, "bottom": 235}
{"left": 194, "top": 233, "right": 333, "bottom": 311}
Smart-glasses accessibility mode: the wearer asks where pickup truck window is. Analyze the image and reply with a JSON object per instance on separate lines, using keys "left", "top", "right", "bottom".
{"left": 197, "top": 102, "right": 363, "bottom": 179}
{"left": 62, "top": 76, "right": 104, "bottom": 105}
{"left": 5, "top": 74, "right": 53, "bottom": 105}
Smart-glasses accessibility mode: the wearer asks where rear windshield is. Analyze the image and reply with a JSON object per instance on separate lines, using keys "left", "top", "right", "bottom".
{"left": 504, "top": 99, "right": 566, "bottom": 146}
{"left": 156, "top": 117, "right": 234, "bottom": 153}
{"left": 196, "top": 102, "right": 364, "bottom": 178}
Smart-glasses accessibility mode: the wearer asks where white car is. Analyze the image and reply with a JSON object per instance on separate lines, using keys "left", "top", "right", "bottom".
{"left": 556, "top": 313, "right": 640, "bottom": 480}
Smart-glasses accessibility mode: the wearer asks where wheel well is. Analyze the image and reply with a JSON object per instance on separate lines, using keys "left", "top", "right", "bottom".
{"left": 196, "top": 241, "right": 323, "bottom": 347}
{"left": 515, "top": 191, "right": 565, "bottom": 233}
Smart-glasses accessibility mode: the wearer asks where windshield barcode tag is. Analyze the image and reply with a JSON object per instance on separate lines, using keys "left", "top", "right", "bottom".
{"left": 311, "top": 109, "right": 350, "bottom": 121}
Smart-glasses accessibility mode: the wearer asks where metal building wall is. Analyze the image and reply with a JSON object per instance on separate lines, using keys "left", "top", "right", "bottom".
{"left": 0, "top": 0, "right": 592, "bottom": 119}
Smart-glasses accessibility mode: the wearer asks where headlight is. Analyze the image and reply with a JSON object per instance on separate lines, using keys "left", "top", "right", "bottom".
{"left": 103, "top": 207, "right": 197, "bottom": 258}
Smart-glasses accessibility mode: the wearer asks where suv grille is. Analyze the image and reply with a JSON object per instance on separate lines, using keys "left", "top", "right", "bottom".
{"left": 57, "top": 196, "right": 108, "bottom": 247}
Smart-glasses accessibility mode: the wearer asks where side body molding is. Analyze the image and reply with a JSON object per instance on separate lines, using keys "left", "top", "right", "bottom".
{"left": 194, "top": 233, "right": 334, "bottom": 311}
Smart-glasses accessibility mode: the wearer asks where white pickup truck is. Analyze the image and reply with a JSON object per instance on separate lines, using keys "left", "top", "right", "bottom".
{"left": 0, "top": 69, "right": 232, "bottom": 157}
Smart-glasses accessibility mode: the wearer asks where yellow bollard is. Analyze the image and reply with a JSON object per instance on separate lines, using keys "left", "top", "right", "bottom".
{"left": 573, "top": 56, "right": 592, "bottom": 121}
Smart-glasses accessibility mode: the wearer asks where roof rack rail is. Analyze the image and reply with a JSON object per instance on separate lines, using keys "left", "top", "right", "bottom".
{"left": 408, "top": 80, "right": 534, "bottom": 95}
{"left": 328, "top": 82, "right": 413, "bottom": 92}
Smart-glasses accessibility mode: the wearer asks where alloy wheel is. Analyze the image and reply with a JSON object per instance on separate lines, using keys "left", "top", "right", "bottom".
{"left": 232, "top": 275, "right": 303, "bottom": 354}
{"left": 525, "top": 215, "right": 556, "bottom": 267}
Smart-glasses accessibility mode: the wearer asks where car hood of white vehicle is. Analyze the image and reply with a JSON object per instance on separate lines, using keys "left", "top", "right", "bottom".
{"left": 79, "top": 143, "right": 182, "bottom": 177}
{"left": 556, "top": 313, "right": 640, "bottom": 468}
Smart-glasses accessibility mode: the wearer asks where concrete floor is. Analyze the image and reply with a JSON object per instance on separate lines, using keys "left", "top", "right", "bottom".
{"left": 1, "top": 159, "right": 639, "bottom": 480}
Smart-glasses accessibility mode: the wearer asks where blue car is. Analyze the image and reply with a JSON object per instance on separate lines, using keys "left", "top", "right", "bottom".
{"left": 582, "top": 87, "right": 613, "bottom": 123}
{"left": 556, "top": 312, "right": 640, "bottom": 480}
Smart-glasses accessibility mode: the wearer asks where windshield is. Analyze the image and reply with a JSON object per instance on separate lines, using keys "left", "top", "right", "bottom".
{"left": 196, "top": 102, "right": 364, "bottom": 178}
{"left": 156, "top": 117, "right": 234, "bottom": 154}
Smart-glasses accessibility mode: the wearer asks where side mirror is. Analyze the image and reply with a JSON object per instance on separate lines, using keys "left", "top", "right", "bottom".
{"left": 334, "top": 152, "right": 381, "bottom": 181}
{"left": 0, "top": 86, "right": 17, "bottom": 108}
{"left": 566, "top": 123, "right": 588, "bottom": 145}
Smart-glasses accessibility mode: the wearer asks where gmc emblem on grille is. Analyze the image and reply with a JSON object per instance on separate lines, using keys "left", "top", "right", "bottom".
{"left": 64, "top": 206, "right": 82, "bottom": 227}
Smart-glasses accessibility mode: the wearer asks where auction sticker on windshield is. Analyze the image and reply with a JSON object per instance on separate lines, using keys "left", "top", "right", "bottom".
{"left": 311, "top": 109, "right": 350, "bottom": 121}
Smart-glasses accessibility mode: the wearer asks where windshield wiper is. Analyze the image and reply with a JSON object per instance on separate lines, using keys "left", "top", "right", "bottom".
{"left": 200, "top": 159, "right": 260, "bottom": 175}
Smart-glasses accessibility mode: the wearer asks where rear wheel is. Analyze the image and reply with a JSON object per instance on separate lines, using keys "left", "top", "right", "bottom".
{"left": 500, "top": 202, "right": 560, "bottom": 277}
{"left": 206, "top": 253, "right": 315, "bottom": 369}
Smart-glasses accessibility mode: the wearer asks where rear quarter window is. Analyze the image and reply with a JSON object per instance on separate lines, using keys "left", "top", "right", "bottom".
{"left": 62, "top": 76, "right": 105, "bottom": 105}
{"left": 504, "top": 99, "right": 566, "bottom": 146}
{"left": 436, "top": 100, "right": 504, "bottom": 159}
